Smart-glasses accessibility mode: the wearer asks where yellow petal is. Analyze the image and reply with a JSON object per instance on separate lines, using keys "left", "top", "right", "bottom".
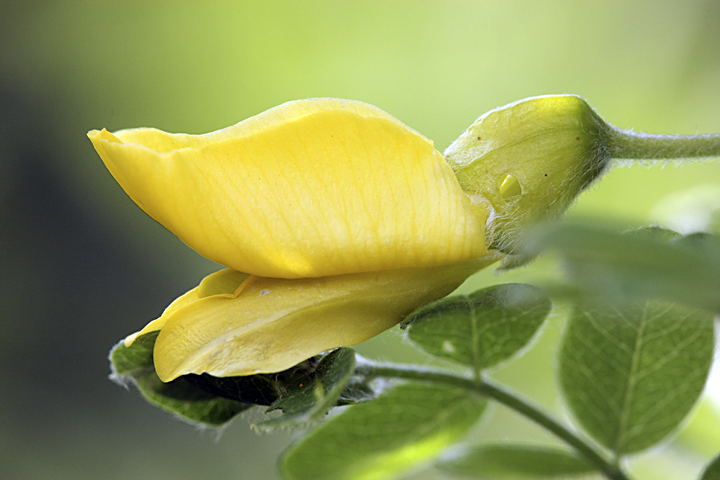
{"left": 88, "top": 99, "right": 487, "bottom": 278}
{"left": 123, "top": 269, "right": 250, "bottom": 346}
{"left": 152, "top": 253, "right": 500, "bottom": 381}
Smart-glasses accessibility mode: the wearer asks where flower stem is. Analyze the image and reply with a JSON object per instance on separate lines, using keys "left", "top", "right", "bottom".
{"left": 355, "top": 361, "right": 632, "bottom": 480}
{"left": 607, "top": 127, "right": 720, "bottom": 161}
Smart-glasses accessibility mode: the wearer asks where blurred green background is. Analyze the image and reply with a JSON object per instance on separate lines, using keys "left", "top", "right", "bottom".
{"left": 1, "top": 1, "right": 719, "bottom": 479}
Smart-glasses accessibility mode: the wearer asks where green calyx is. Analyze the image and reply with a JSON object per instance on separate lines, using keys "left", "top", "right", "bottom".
{"left": 445, "top": 95, "right": 612, "bottom": 253}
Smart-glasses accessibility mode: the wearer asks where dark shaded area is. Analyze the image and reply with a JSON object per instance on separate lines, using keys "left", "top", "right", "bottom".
{"left": 0, "top": 70, "right": 292, "bottom": 480}
{"left": 0, "top": 81, "right": 200, "bottom": 477}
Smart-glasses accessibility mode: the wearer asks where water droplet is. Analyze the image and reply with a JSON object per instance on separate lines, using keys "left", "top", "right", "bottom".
{"left": 442, "top": 341, "right": 455, "bottom": 353}
{"left": 499, "top": 173, "right": 522, "bottom": 199}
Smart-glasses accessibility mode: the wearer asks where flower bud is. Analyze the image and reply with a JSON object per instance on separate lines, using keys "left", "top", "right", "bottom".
{"left": 444, "top": 95, "right": 612, "bottom": 254}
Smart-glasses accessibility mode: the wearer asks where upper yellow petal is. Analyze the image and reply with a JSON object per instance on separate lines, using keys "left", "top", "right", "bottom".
{"left": 89, "top": 99, "right": 487, "bottom": 278}
{"left": 152, "top": 253, "right": 500, "bottom": 381}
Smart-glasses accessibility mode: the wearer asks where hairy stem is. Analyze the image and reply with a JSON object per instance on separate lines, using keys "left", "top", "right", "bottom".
{"left": 608, "top": 127, "right": 720, "bottom": 161}
{"left": 355, "top": 361, "right": 632, "bottom": 480}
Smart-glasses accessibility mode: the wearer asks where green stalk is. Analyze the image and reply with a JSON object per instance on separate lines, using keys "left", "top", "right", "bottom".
{"left": 608, "top": 127, "right": 720, "bottom": 161}
{"left": 355, "top": 361, "right": 632, "bottom": 480}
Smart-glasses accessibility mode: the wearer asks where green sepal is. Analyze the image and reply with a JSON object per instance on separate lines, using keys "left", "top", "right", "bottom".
{"left": 186, "top": 356, "right": 325, "bottom": 406}
{"left": 111, "top": 332, "right": 369, "bottom": 429}
{"left": 109, "top": 332, "right": 252, "bottom": 427}
{"left": 336, "top": 375, "right": 378, "bottom": 406}
{"left": 445, "top": 95, "right": 611, "bottom": 254}
{"left": 253, "top": 348, "right": 356, "bottom": 432}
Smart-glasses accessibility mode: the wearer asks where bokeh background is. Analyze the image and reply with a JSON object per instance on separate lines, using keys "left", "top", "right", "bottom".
{"left": 2, "top": 1, "right": 720, "bottom": 479}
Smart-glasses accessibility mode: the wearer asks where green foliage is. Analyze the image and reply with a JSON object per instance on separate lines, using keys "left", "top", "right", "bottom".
{"left": 110, "top": 223, "right": 720, "bottom": 479}
{"left": 110, "top": 333, "right": 362, "bottom": 429}
{"left": 403, "top": 284, "right": 551, "bottom": 373}
{"left": 559, "top": 301, "right": 714, "bottom": 455}
{"left": 185, "top": 360, "right": 320, "bottom": 406}
{"left": 254, "top": 348, "right": 356, "bottom": 432}
{"left": 701, "top": 453, "right": 720, "bottom": 480}
{"left": 111, "top": 260, "right": 720, "bottom": 480}
{"left": 437, "top": 444, "right": 594, "bottom": 479}
{"left": 111, "top": 266, "right": 720, "bottom": 480}
{"left": 280, "top": 383, "right": 487, "bottom": 480}
{"left": 527, "top": 222, "right": 720, "bottom": 311}
{"left": 109, "top": 332, "right": 251, "bottom": 426}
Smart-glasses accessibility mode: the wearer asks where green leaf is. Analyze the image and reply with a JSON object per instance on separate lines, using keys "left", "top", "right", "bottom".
{"left": 437, "top": 444, "right": 594, "bottom": 479}
{"left": 186, "top": 357, "right": 321, "bottom": 406}
{"left": 625, "top": 225, "right": 682, "bottom": 242}
{"left": 701, "top": 452, "right": 720, "bottom": 480}
{"left": 524, "top": 222, "right": 720, "bottom": 312}
{"left": 403, "top": 284, "right": 551, "bottom": 372}
{"left": 254, "top": 348, "right": 356, "bottom": 432}
{"left": 187, "top": 348, "right": 365, "bottom": 430}
{"left": 112, "top": 332, "right": 365, "bottom": 429}
{"left": 109, "top": 332, "right": 251, "bottom": 427}
{"left": 280, "top": 383, "right": 487, "bottom": 480}
{"left": 559, "top": 301, "right": 714, "bottom": 455}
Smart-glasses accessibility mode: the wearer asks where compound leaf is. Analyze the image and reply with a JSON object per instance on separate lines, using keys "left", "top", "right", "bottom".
{"left": 437, "top": 444, "right": 594, "bottom": 479}
{"left": 280, "top": 383, "right": 486, "bottom": 480}
{"left": 701, "top": 452, "right": 720, "bottom": 480}
{"left": 404, "top": 284, "right": 551, "bottom": 373}
{"left": 525, "top": 222, "right": 720, "bottom": 312}
{"left": 559, "top": 301, "right": 714, "bottom": 455}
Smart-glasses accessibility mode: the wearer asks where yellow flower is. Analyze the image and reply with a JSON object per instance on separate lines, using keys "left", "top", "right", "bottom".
{"left": 89, "top": 98, "right": 495, "bottom": 381}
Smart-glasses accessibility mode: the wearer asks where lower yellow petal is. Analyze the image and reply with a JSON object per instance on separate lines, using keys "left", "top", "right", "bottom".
{"left": 153, "top": 253, "right": 500, "bottom": 381}
{"left": 123, "top": 269, "right": 250, "bottom": 346}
